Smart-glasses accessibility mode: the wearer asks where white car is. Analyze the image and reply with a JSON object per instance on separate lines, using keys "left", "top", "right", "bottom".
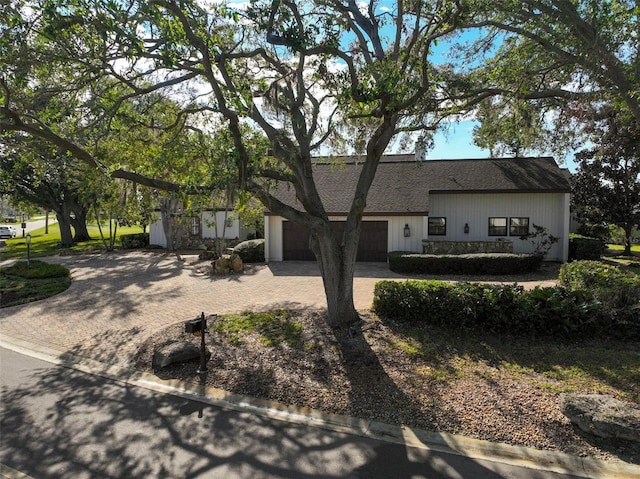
{"left": 0, "top": 226, "right": 14, "bottom": 239}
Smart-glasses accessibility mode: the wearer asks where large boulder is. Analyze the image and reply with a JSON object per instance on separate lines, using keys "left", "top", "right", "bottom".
{"left": 561, "top": 394, "right": 640, "bottom": 443}
{"left": 153, "top": 341, "right": 211, "bottom": 369}
{"left": 229, "top": 253, "right": 243, "bottom": 273}
{"left": 233, "top": 239, "right": 265, "bottom": 263}
{"left": 213, "top": 255, "right": 231, "bottom": 274}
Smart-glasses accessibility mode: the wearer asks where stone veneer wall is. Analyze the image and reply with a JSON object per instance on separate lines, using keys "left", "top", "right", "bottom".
{"left": 422, "top": 240, "right": 514, "bottom": 255}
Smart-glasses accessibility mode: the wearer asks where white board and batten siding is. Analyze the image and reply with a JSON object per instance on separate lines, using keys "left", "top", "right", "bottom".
{"left": 427, "top": 192, "right": 570, "bottom": 262}
{"left": 264, "top": 191, "right": 569, "bottom": 262}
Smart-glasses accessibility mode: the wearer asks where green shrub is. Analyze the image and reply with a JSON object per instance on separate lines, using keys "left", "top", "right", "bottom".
{"left": 375, "top": 281, "right": 502, "bottom": 329}
{"left": 568, "top": 235, "right": 604, "bottom": 261}
{"left": 373, "top": 279, "right": 635, "bottom": 340}
{"left": 120, "top": 233, "right": 149, "bottom": 249}
{"left": 559, "top": 260, "right": 640, "bottom": 331}
{"left": 517, "top": 286, "right": 605, "bottom": 337}
{"left": 233, "top": 239, "right": 265, "bottom": 263}
{"left": 559, "top": 260, "right": 639, "bottom": 289}
{"left": 1, "top": 260, "right": 70, "bottom": 279}
{"left": 388, "top": 252, "right": 542, "bottom": 275}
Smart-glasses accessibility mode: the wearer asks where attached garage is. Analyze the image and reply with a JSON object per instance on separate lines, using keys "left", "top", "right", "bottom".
{"left": 282, "top": 221, "right": 388, "bottom": 262}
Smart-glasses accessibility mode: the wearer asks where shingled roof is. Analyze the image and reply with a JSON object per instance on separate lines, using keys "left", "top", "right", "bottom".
{"left": 268, "top": 156, "right": 571, "bottom": 215}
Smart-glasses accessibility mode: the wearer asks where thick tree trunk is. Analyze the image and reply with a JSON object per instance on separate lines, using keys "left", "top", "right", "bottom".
{"left": 623, "top": 224, "right": 633, "bottom": 256}
{"left": 56, "top": 212, "right": 75, "bottom": 248}
{"left": 160, "top": 198, "right": 185, "bottom": 251}
{"left": 310, "top": 224, "right": 360, "bottom": 328}
{"left": 71, "top": 208, "right": 91, "bottom": 242}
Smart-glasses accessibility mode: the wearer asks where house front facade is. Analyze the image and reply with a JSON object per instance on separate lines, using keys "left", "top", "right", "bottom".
{"left": 149, "top": 209, "right": 254, "bottom": 249}
{"left": 264, "top": 156, "right": 571, "bottom": 262}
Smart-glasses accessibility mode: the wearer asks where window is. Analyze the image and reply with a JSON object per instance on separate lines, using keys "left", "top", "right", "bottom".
{"left": 488, "top": 217, "right": 507, "bottom": 236}
{"left": 428, "top": 217, "right": 446, "bottom": 236}
{"left": 509, "top": 217, "right": 529, "bottom": 236}
{"left": 189, "top": 216, "right": 201, "bottom": 236}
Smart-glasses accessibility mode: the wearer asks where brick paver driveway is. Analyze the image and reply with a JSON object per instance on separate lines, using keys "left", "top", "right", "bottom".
{"left": 0, "top": 252, "right": 399, "bottom": 366}
{"left": 0, "top": 251, "right": 557, "bottom": 367}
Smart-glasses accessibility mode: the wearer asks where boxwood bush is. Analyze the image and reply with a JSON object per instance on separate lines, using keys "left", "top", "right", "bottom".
{"left": 373, "top": 278, "right": 637, "bottom": 340}
{"left": 233, "top": 239, "right": 265, "bottom": 263}
{"left": 388, "top": 252, "right": 543, "bottom": 275}
{"left": 568, "top": 235, "right": 603, "bottom": 261}
{"left": 120, "top": 233, "right": 149, "bottom": 249}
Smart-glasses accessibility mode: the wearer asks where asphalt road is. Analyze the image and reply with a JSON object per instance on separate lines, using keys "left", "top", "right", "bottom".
{"left": 0, "top": 346, "right": 588, "bottom": 479}
{"left": 1, "top": 216, "right": 57, "bottom": 238}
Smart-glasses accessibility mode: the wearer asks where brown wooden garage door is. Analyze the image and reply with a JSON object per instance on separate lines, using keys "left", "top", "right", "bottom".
{"left": 282, "top": 221, "right": 388, "bottom": 262}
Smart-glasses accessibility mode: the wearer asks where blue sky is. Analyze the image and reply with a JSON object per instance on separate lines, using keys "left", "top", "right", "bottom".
{"left": 421, "top": 120, "right": 489, "bottom": 160}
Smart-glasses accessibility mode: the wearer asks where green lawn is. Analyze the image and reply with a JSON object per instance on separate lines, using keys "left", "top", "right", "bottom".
{"left": 604, "top": 244, "right": 640, "bottom": 270}
{"left": 1, "top": 223, "right": 145, "bottom": 260}
{"left": 0, "top": 260, "right": 72, "bottom": 308}
{"left": 606, "top": 243, "right": 640, "bottom": 253}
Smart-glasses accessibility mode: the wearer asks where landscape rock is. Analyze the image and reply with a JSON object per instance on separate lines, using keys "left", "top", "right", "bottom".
{"left": 230, "top": 253, "right": 243, "bottom": 272}
{"left": 153, "top": 341, "right": 211, "bottom": 369}
{"left": 213, "top": 256, "right": 231, "bottom": 274}
{"left": 561, "top": 394, "right": 640, "bottom": 443}
{"left": 213, "top": 254, "right": 243, "bottom": 274}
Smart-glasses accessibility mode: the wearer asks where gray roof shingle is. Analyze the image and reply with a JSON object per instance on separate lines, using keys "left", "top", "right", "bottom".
{"left": 268, "top": 156, "right": 571, "bottom": 215}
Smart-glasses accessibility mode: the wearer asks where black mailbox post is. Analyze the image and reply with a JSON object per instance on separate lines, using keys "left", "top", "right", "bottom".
{"left": 185, "top": 312, "right": 214, "bottom": 374}
{"left": 184, "top": 317, "right": 204, "bottom": 334}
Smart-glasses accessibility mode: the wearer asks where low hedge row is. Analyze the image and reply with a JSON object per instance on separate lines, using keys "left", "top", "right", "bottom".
{"left": 388, "top": 252, "right": 543, "bottom": 275}
{"left": 373, "top": 278, "right": 639, "bottom": 340}
{"left": 121, "top": 233, "right": 149, "bottom": 249}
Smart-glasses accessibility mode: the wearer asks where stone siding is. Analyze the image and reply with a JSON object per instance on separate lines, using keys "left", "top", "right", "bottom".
{"left": 422, "top": 240, "right": 513, "bottom": 255}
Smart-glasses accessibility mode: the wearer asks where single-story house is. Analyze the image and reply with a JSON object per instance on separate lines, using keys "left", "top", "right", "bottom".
{"left": 149, "top": 209, "right": 255, "bottom": 249}
{"left": 264, "top": 155, "right": 572, "bottom": 262}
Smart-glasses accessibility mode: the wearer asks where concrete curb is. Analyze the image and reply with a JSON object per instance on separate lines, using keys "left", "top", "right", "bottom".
{"left": 2, "top": 336, "right": 639, "bottom": 479}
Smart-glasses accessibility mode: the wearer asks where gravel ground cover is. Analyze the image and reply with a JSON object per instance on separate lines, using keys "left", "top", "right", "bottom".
{"left": 134, "top": 308, "right": 640, "bottom": 465}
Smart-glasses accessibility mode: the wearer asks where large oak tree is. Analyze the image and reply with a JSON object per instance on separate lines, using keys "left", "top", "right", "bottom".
{"left": 2, "top": 0, "right": 483, "bottom": 328}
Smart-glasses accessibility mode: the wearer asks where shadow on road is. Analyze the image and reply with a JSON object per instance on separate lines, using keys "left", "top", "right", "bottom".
{"left": 0, "top": 348, "right": 536, "bottom": 479}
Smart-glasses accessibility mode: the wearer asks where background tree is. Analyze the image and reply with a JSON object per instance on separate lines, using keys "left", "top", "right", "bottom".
{"left": 572, "top": 111, "right": 640, "bottom": 255}
{"left": 472, "top": 96, "right": 552, "bottom": 157}
{"left": 468, "top": 0, "right": 640, "bottom": 157}
{"left": 0, "top": 134, "right": 94, "bottom": 246}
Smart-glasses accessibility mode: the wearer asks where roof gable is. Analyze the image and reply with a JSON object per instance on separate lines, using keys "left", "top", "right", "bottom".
{"left": 268, "top": 156, "right": 571, "bottom": 215}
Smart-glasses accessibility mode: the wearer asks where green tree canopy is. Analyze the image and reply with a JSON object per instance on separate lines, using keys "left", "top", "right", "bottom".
{"left": 2, "top": 0, "right": 490, "bottom": 327}
{"left": 572, "top": 110, "right": 640, "bottom": 255}
{"left": 467, "top": 0, "right": 640, "bottom": 156}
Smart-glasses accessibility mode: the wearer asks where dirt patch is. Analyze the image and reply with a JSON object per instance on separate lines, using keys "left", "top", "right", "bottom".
{"left": 133, "top": 309, "right": 639, "bottom": 464}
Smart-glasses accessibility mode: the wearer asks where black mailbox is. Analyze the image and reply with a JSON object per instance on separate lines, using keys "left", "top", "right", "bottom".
{"left": 185, "top": 317, "right": 205, "bottom": 334}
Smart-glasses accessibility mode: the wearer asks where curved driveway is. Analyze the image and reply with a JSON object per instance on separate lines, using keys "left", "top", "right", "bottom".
{"left": 0, "top": 251, "right": 557, "bottom": 367}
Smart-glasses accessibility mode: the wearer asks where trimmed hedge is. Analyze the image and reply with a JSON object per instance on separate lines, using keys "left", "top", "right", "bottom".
{"left": 373, "top": 278, "right": 638, "bottom": 340}
{"left": 388, "top": 252, "right": 543, "bottom": 275}
{"left": 568, "top": 235, "right": 603, "bottom": 261}
{"left": 233, "top": 239, "right": 265, "bottom": 263}
{"left": 120, "top": 233, "right": 149, "bottom": 249}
